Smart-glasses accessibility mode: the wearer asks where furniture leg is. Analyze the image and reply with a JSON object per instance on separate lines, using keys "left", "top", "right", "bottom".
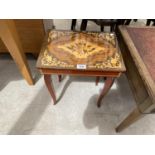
{"left": 44, "top": 74, "right": 56, "bottom": 104}
{"left": 100, "top": 26, "right": 104, "bottom": 32}
{"left": 125, "top": 19, "right": 132, "bottom": 25}
{"left": 80, "top": 19, "right": 88, "bottom": 31}
{"left": 115, "top": 108, "right": 143, "bottom": 132}
{"left": 97, "top": 77, "right": 114, "bottom": 107}
{"left": 71, "top": 19, "right": 77, "bottom": 30}
{"left": 32, "top": 53, "right": 39, "bottom": 59}
{"left": 104, "top": 77, "right": 107, "bottom": 81}
{"left": 96, "top": 76, "right": 100, "bottom": 85}
{"left": 58, "top": 75, "right": 62, "bottom": 82}
{"left": 146, "top": 19, "right": 151, "bottom": 26}
{"left": 0, "top": 19, "right": 34, "bottom": 85}
{"left": 110, "top": 25, "right": 114, "bottom": 32}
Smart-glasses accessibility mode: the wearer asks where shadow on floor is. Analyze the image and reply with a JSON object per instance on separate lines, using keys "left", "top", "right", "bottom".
{"left": 83, "top": 75, "right": 136, "bottom": 135}
{"left": 83, "top": 93, "right": 118, "bottom": 135}
{"left": 8, "top": 86, "right": 51, "bottom": 135}
{"left": 56, "top": 75, "right": 99, "bottom": 103}
{"left": 0, "top": 53, "right": 41, "bottom": 91}
{"left": 0, "top": 54, "right": 22, "bottom": 90}
{"left": 7, "top": 75, "right": 98, "bottom": 134}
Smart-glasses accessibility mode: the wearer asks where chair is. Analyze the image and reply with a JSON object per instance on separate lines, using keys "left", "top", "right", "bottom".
{"left": 71, "top": 19, "right": 132, "bottom": 32}
{"left": 146, "top": 19, "right": 155, "bottom": 26}
{"left": 80, "top": 19, "right": 119, "bottom": 32}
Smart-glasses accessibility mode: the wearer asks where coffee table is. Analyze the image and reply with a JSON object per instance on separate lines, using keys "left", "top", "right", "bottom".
{"left": 36, "top": 30, "right": 125, "bottom": 107}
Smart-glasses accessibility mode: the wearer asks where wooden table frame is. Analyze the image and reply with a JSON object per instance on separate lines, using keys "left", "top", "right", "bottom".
{"left": 116, "top": 26, "right": 155, "bottom": 132}
{"left": 38, "top": 68, "right": 122, "bottom": 107}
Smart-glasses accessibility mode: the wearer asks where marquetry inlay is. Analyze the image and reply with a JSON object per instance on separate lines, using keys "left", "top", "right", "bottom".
{"left": 38, "top": 30, "right": 123, "bottom": 70}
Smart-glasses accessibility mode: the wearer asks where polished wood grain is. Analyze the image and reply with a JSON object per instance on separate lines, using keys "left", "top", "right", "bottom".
{"left": 116, "top": 26, "right": 155, "bottom": 132}
{"left": 37, "top": 30, "right": 125, "bottom": 72}
{"left": 0, "top": 19, "right": 34, "bottom": 85}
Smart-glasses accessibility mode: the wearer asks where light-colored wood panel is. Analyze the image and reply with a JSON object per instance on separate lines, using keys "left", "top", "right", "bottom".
{"left": 0, "top": 19, "right": 34, "bottom": 85}
{"left": 0, "top": 19, "right": 45, "bottom": 54}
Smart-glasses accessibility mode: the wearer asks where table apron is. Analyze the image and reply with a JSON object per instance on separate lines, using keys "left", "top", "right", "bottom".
{"left": 39, "top": 68, "right": 121, "bottom": 77}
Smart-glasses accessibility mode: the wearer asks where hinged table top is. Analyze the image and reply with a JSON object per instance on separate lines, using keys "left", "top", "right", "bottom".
{"left": 37, "top": 30, "right": 125, "bottom": 72}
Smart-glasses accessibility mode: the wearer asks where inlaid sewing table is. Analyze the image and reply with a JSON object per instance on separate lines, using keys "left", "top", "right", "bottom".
{"left": 36, "top": 30, "right": 125, "bottom": 107}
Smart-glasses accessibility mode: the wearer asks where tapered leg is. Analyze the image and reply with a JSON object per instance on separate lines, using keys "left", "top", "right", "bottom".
{"left": 116, "top": 108, "right": 143, "bottom": 132}
{"left": 104, "top": 77, "right": 107, "bottom": 81}
{"left": 125, "top": 19, "right": 132, "bottom": 25}
{"left": 44, "top": 74, "right": 56, "bottom": 104}
{"left": 100, "top": 26, "right": 104, "bottom": 32}
{"left": 97, "top": 77, "right": 114, "bottom": 107}
{"left": 80, "top": 19, "right": 88, "bottom": 31}
{"left": 96, "top": 76, "right": 100, "bottom": 86}
{"left": 58, "top": 75, "right": 62, "bottom": 82}
{"left": 110, "top": 25, "right": 114, "bottom": 32}
{"left": 133, "top": 19, "right": 137, "bottom": 22}
{"left": 146, "top": 19, "right": 151, "bottom": 26}
{"left": 71, "top": 19, "right": 77, "bottom": 30}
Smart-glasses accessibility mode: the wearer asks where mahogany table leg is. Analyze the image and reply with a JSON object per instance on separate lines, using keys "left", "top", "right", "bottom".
{"left": 96, "top": 76, "right": 100, "bottom": 85}
{"left": 44, "top": 74, "right": 56, "bottom": 104}
{"left": 97, "top": 77, "right": 114, "bottom": 107}
{"left": 58, "top": 75, "right": 62, "bottom": 82}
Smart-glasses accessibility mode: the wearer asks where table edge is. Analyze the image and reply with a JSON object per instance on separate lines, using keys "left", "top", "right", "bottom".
{"left": 118, "top": 25, "right": 155, "bottom": 103}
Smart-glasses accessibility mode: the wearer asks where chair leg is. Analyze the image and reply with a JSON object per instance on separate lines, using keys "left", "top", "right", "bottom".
{"left": 118, "top": 19, "right": 126, "bottom": 25}
{"left": 110, "top": 25, "right": 114, "bottom": 32}
{"left": 100, "top": 26, "right": 104, "bottom": 32}
{"left": 58, "top": 75, "right": 62, "bottom": 82}
{"left": 71, "top": 19, "right": 77, "bottom": 30}
{"left": 80, "top": 19, "right": 88, "bottom": 31}
{"left": 146, "top": 19, "right": 151, "bottom": 26}
{"left": 125, "top": 19, "right": 132, "bottom": 25}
